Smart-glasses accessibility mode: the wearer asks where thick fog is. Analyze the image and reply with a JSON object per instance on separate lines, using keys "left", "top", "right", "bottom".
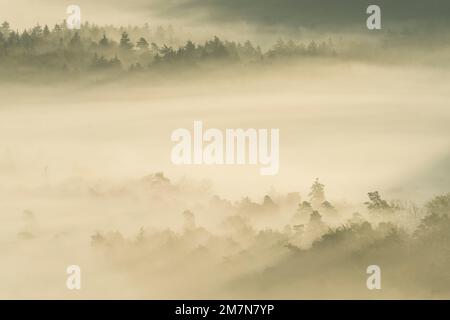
{"left": 1, "top": 60, "right": 450, "bottom": 298}
{"left": 1, "top": 0, "right": 450, "bottom": 299}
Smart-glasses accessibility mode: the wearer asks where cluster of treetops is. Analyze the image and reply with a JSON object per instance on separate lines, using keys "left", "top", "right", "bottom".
{"left": 0, "top": 21, "right": 337, "bottom": 74}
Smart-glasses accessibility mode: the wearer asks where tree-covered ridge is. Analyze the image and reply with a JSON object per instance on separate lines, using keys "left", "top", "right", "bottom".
{"left": 0, "top": 21, "right": 336, "bottom": 76}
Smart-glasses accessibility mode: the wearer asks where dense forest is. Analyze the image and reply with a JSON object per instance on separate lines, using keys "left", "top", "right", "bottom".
{"left": 0, "top": 20, "right": 337, "bottom": 78}
{"left": 3, "top": 19, "right": 449, "bottom": 82}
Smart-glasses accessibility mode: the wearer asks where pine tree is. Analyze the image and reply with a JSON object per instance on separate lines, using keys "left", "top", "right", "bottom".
{"left": 308, "top": 178, "right": 325, "bottom": 207}
{"left": 43, "top": 25, "right": 50, "bottom": 37}
{"left": 0, "top": 21, "right": 10, "bottom": 36}
{"left": 53, "top": 24, "right": 61, "bottom": 33}
{"left": 136, "top": 37, "right": 149, "bottom": 50}
{"left": 21, "top": 30, "right": 32, "bottom": 49}
{"left": 68, "top": 32, "right": 82, "bottom": 49}
{"left": 365, "top": 191, "right": 391, "bottom": 212}
{"left": 119, "top": 32, "right": 133, "bottom": 50}
{"left": 31, "top": 24, "right": 43, "bottom": 38}
{"left": 99, "top": 34, "right": 109, "bottom": 48}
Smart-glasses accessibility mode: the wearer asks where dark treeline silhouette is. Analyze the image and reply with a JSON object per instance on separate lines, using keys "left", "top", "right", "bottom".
{"left": 0, "top": 21, "right": 336, "bottom": 77}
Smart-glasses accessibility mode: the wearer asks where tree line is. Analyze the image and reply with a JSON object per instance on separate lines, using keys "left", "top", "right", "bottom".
{"left": 0, "top": 21, "right": 337, "bottom": 76}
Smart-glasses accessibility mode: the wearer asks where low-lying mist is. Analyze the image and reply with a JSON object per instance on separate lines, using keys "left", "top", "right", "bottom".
{"left": 1, "top": 58, "right": 449, "bottom": 299}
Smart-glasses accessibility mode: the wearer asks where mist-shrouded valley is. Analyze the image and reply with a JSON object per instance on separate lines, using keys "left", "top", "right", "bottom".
{"left": 1, "top": 0, "right": 450, "bottom": 299}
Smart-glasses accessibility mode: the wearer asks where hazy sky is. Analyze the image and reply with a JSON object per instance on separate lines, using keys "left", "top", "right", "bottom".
{"left": 1, "top": 0, "right": 449, "bottom": 31}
